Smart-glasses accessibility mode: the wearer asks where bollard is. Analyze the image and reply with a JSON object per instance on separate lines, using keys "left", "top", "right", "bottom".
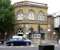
{"left": 39, "top": 45, "right": 54, "bottom": 50}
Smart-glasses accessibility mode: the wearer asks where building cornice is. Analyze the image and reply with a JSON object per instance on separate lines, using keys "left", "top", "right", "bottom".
{"left": 16, "top": 20, "right": 48, "bottom": 25}
{"left": 14, "top": 1, "right": 48, "bottom": 9}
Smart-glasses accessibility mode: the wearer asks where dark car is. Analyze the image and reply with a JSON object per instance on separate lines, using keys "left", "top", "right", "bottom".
{"left": 6, "top": 36, "right": 31, "bottom": 46}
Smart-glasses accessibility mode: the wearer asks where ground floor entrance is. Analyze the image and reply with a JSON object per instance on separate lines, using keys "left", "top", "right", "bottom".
{"left": 15, "top": 23, "right": 48, "bottom": 39}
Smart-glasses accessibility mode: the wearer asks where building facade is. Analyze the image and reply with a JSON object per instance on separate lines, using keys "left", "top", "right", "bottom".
{"left": 47, "top": 15, "right": 54, "bottom": 40}
{"left": 14, "top": 1, "right": 53, "bottom": 39}
{"left": 54, "top": 15, "right": 60, "bottom": 40}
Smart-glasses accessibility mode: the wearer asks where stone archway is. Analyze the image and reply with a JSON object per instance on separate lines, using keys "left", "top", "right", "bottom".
{"left": 15, "top": 24, "right": 24, "bottom": 33}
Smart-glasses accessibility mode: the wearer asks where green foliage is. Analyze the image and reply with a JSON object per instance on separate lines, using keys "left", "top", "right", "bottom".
{"left": 0, "top": 0, "right": 15, "bottom": 33}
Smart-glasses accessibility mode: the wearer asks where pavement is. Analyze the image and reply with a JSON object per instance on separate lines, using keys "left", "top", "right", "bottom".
{"left": 40, "top": 40, "right": 60, "bottom": 50}
{"left": 0, "top": 46, "right": 38, "bottom": 50}
{"left": 41, "top": 40, "right": 60, "bottom": 47}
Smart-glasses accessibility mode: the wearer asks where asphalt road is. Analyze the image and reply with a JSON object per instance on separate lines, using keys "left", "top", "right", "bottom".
{"left": 0, "top": 40, "right": 60, "bottom": 50}
{"left": 0, "top": 46, "right": 60, "bottom": 50}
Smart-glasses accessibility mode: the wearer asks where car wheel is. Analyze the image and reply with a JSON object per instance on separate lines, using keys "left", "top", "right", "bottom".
{"left": 10, "top": 43, "right": 14, "bottom": 46}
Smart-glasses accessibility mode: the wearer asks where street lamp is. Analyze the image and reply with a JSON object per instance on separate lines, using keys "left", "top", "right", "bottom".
{"left": 53, "top": 31, "right": 56, "bottom": 35}
{"left": 48, "top": 29, "right": 51, "bottom": 32}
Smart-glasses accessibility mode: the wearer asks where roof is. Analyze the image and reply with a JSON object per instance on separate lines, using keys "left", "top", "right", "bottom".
{"left": 47, "top": 15, "right": 53, "bottom": 17}
{"left": 14, "top": 1, "right": 48, "bottom": 8}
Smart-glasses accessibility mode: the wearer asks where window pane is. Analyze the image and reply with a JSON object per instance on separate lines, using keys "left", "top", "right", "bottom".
{"left": 16, "top": 13, "right": 23, "bottom": 20}
{"left": 38, "top": 12, "right": 47, "bottom": 21}
{"left": 28, "top": 11, "right": 35, "bottom": 20}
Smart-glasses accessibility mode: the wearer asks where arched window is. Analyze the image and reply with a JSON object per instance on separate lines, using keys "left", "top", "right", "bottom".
{"left": 16, "top": 9, "right": 23, "bottom": 20}
{"left": 28, "top": 10, "right": 35, "bottom": 20}
{"left": 38, "top": 11, "right": 47, "bottom": 21}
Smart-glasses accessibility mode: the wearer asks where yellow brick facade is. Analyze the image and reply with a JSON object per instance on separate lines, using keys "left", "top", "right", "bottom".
{"left": 14, "top": 1, "right": 50, "bottom": 39}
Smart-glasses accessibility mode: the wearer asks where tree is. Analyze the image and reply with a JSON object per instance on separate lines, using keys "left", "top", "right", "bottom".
{"left": 0, "top": 0, "right": 15, "bottom": 39}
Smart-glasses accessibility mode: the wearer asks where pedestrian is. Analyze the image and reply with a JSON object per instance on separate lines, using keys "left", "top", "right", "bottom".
{"left": 28, "top": 32, "right": 32, "bottom": 40}
{"left": 56, "top": 37, "right": 58, "bottom": 44}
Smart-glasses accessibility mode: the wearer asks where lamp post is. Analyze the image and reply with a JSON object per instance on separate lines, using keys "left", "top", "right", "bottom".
{"left": 38, "top": 24, "right": 42, "bottom": 45}
{"left": 4, "top": 32, "right": 7, "bottom": 41}
{"left": 48, "top": 28, "right": 51, "bottom": 40}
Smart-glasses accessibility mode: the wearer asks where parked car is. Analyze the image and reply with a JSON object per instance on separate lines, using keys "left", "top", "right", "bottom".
{"left": 6, "top": 35, "right": 31, "bottom": 46}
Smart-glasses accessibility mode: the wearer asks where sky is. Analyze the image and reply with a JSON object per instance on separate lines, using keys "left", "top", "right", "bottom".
{"left": 11, "top": 0, "right": 60, "bottom": 15}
